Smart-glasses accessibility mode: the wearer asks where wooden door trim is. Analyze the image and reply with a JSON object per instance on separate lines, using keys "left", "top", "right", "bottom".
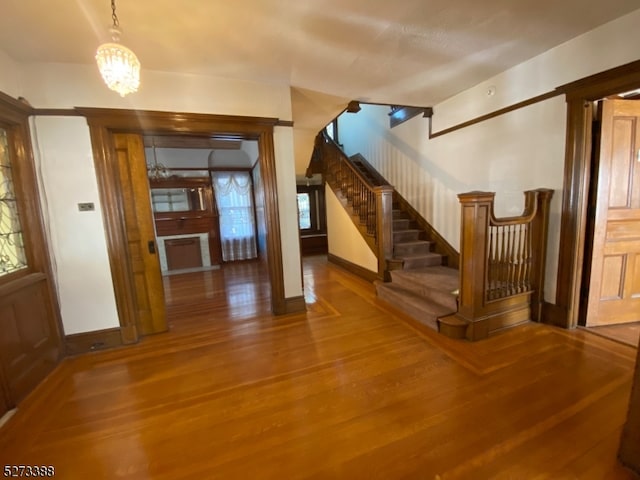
{"left": 554, "top": 59, "right": 640, "bottom": 328}
{"left": 0, "top": 92, "right": 64, "bottom": 405}
{"left": 81, "top": 109, "right": 289, "bottom": 339}
{"left": 0, "top": 92, "right": 63, "bottom": 336}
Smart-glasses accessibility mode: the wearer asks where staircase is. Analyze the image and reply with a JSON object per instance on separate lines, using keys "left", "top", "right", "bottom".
{"left": 311, "top": 130, "right": 554, "bottom": 342}
{"left": 376, "top": 208, "right": 459, "bottom": 332}
{"left": 319, "top": 141, "right": 461, "bottom": 335}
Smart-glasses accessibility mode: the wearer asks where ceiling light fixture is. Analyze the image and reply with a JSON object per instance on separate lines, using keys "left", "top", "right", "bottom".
{"left": 95, "top": 0, "right": 140, "bottom": 97}
{"left": 147, "top": 139, "right": 170, "bottom": 180}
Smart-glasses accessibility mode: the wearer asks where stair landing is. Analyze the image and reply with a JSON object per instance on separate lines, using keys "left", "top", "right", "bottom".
{"left": 376, "top": 266, "right": 459, "bottom": 332}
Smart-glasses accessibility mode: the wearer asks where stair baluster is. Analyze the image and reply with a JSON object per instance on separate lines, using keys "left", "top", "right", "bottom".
{"left": 440, "top": 189, "right": 553, "bottom": 340}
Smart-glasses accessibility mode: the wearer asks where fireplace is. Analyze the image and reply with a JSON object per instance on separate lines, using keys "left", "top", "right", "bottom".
{"left": 156, "top": 233, "right": 213, "bottom": 273}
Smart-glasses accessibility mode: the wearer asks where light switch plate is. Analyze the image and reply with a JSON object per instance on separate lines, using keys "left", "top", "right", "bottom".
{"left": 78, "top": 202, "right": 95, "bottom": 212}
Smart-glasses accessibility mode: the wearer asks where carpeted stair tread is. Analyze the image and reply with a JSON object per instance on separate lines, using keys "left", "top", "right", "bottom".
{"left": 393, "top": 240, "right": 433, "bottom": 256}
{"left": 390, "top": 265, "right": 459, "bottom": 290}
{"left": 395, "top": 252, "right": 444, "bottom": 269}
{"left": 393, "top": 229, "right": 421, "bottom": 243}
{"left": 389, "top": 266, "right": 459, "bottom": 310}
{"left": 375, "top": 282, "right": 457, "bottom": 331}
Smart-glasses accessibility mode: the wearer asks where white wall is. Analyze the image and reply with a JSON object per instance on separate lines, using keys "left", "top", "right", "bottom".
{"left": 274, "top": 127, "right": 303, "bottom": 298}
{"left": 0, "top": 61, "right": 302, "bottom": 334}
{"left": 20, "top": 63, "right": 293, "bottom": 119}
{"left": 338, "top": 9, "right": 640, "bottom": 304}
{"left": 325, "top": 185, "right": 378, "bottom": 274}
{"left": 434, "top": 8, "right": 640, "bottom": 131}
{"left": 31, "top": 116, "right": 120, "bottom": 335}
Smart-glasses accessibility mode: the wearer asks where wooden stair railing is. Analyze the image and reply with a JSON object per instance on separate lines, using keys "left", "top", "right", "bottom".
{"left": 315, "top": 132, "right": 393, "bottom": 279}
{"left": 438, "top": 189, "right": 554, "bottom": 341}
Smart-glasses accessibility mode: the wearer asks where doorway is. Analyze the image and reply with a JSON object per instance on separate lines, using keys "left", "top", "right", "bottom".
{"left": 143, "top": 136, "right": 270, "bottom": 327}
{"left": 81, "top": 108, "right": 293, "bottom": 346}
{"left": 579, "top": 92, "right": 640, "bottom": 347}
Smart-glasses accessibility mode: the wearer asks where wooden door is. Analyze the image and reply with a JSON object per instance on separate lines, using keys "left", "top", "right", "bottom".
{"left": 586, "top": 99, "right": 640, "bottom": 326}
{"left": 0, "top": 98, "right": 63, "bottom": 408}
{"left": 113, "top": 134, "right": 167, "bottom": 335}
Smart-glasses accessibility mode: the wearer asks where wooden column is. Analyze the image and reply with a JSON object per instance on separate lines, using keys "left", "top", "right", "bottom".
{"left": 456, "top": 192, "right": 494, "bottom": 340}
{"left": 375, "top": 185, "right": 394, "bottom": 280}
{"left": 528, "top": 188, "right": 554, "bottom": 323}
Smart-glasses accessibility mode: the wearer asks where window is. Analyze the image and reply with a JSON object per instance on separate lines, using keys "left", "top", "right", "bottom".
{"left": 297, "top": 193, "right": 311, "bottom": 229}
{"left": 325, "top": 119, "right": 339, "bottom": 144}
{"left": 212, "top": 171, "right": 257, "bottom": 261}
{"left": 0, "top": 127, "right": 27, "bottom": 276}
{"left": 296, "top": 186, "right": 325, "bottom": 234}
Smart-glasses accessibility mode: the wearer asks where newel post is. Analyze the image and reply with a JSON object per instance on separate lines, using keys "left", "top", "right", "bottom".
{"left": 457, "top": 191, "right": 495, "bottom": 340}
{"left": 528, "top": 188, "right": 554, "bottom": 322}
{"left": 375, "top": 185, "right": 394, "bottom": 280}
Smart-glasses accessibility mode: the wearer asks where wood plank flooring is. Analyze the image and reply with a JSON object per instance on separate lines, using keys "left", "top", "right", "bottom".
{"left": 0, "top": 256, "right": 638, "bottom": 479}
{"left": 586, "top": 322, "right": 640, "bottom": 348}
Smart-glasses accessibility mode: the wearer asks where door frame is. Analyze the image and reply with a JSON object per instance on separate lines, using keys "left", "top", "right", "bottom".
{"left": 80, "top": 108, "right": 291, "bottom": 344}
{"left": 551, "top": 60, "right": 640, "bottom": 329}
{"left": 0, "top": 92, "right": 64, "bottom": 405}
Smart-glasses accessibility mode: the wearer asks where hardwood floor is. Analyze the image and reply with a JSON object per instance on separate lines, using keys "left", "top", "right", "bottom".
{"left": 0, "top": 256, "right": 638, "bottom": 479}
{"left": 586, "top": 322, "right": 640, "bottom": 348}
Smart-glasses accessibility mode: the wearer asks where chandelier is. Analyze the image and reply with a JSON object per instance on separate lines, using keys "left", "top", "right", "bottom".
{"left": 147, "top": 139, "right": 170, "bottom": 180}
{"left": 95, "top": 0, "right": 140, "bottom": 97}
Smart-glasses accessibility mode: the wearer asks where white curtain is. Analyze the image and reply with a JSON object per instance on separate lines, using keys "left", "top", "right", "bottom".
{"left": 212, "top": 172, "right": 257, "bottom": 261}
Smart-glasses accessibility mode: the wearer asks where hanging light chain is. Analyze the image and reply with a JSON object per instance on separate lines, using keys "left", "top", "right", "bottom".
{"left": 111, "top": 0, "right": 120, "bottom": 28}
{"left": 96, "top": 0, "right": 141, "bottom": 97}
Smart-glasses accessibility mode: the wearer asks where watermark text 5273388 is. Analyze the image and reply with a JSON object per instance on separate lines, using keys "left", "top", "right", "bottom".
{"left": 3, "top": 466, "right": 55, "bottom": 477}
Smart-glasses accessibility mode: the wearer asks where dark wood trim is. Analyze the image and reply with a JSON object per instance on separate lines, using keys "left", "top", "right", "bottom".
{"left": 346, "top": 101, "right": 361, "bottom": 113}
{"left": 31, "top": 108, "right": 82, "bottom": 117}
{"left": 258, "top": 130, "right": 287, "bottom": 314}
{"left": 541, "top": 301, "right": 567, "bottom": 328}
{"left": 389, "top": 106, "right": 432, "bottom": 128}
{"left": 76, "top": 107, "right": 281, "bottom": 134}
{"left": 283, "top": 296, "right": 306, "bottom": 314}
{"left": 0, "top": 92, "right": 64, "bottom": 408}
{"left": 81, "top": 108, "right": 289, "bottom": 323}
{"left": 149, "top": 176, "right": 211, "bottom": 189}
{"left": 328, "top": 253, "right": 378, "bottom": 283}
{"left": 85, "top": 124, "right": 140, "bottom": 345}
{"left": 556, "top": 59, "right": 640, "bottom": 100}
{"left": 143, "top": 135, "right": 241, "bottom": 150}
{"left": 65, "top": 328, "right": 123, "bottom": 356}
{"left": 0, "top": 92, "right": 34, "bottom": 118}
{"left": 0, "top": 93, "right": 63, "bottom": 338}
{"left": 554, "top": 99, "right": 592, "bottom": 329}
{"left": 429, "top": 90, "right": 560, "bottom": 139}
{"left": 555, "top": 60, "right": 640, "bottom": 329}
{"left": 276, "top": 120, "right": 294, "bottom": 127}
{"left": 0, "top": 272, "right": 46, "bottom": 298}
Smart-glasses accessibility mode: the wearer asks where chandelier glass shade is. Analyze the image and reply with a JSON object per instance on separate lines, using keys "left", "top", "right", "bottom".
{"left": 147, "top": 142, "right": 170, "bottom": 180}
{"left": 95, "top": 1, "right": 140, "bottom": 97}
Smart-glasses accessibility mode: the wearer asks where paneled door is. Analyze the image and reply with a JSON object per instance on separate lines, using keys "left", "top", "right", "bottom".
{"left": 586, "top": 99, "right": 640, "bottom": 326}
{"left": 0, "top": 95, "right": 62, "bottom": 410}
{"left": 113, "top": 133, "right": 167, "bottom": 335}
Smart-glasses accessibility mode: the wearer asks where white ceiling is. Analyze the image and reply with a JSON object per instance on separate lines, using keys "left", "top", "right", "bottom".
{"left": 2, "top": 1, "right": 638, "bottom": 175}
{"left": 2, "top": 0, "right": 638, "bottom": 108}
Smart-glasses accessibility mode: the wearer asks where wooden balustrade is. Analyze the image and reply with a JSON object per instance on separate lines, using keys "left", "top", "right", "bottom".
{"left": 312, "top": 132, "right": 555, "bottom": 341}
{"left": 316, "top": 132, "right": 393, "bottom": 279}
{"left": 441, "top": 189, "right": 553, "bottom": 340}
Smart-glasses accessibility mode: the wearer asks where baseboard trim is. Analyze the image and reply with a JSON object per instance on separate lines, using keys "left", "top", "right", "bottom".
{"left": 65, "top": 327, "right": 124, "bottom": 356}
{"left": 284, "top": 296, "right": 307, "bottom": 314}
{"left": 542, "top": 301, "right": 569, "bottom": 328}
{"left": 328, "top": 253, "right": 379, "bottom": 282}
